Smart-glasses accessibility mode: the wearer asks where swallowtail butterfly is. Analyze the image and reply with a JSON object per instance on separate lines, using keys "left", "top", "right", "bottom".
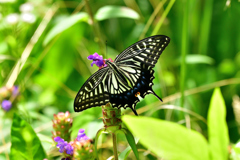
{"left": 74, "top": 35, "right": 170, "bottom": 115}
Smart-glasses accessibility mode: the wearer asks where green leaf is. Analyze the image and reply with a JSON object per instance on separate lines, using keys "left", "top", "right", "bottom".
{"left": 10, "top": 114, "right": 46, "bottom": 160}
{"left": 95, "top": 6, "right": 139, "bottom": 21}
{"left": 43, "top": 12, "right": 89, "bottom": 46}
{"left": 186, "top": 54, "right": 215, "bottom": 64}
{"left": 35, "top": 23, "right": 85, "bottom": 92}
{"left": 122, "top": 116, "right": 209, "bottom": 160}
{"left": 231, "top": 141, "right": 240, "bottom": 160}
{"left": 120, "top": 128, "right": 139, "bottom": 160}
{"left": 208, "top": 88, "right": 229, "bottom": 160}
{"left": 119, "top": 146, "right": 132, "bottom": 160}
{"left": 176, "top": 54, "right": 215, "bottom": 65}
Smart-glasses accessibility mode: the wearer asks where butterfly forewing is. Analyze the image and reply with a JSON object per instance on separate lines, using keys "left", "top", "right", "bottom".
{"left": 74, "top": 67, "right": 110, "bottom": 112}
{"left": 114, "top": 35, "right": 170, "bottom": 67}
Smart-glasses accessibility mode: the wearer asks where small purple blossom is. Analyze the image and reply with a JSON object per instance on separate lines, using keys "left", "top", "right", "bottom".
{"left": 65, "top": 143, "right": 74, "bottom": 154}
{"left": 1, "top": 100, "right": 12, "bottom": 111}
{"left": 54, "top": 137, "right": 74, "bottom": 155}
{"left": 76, "top": 129, "right": 89, "bottom": 141}
{"left": 12, "top": 86, "right": 19, "bottom": 96}
{"left": 87, "top": 53, "right": 104, "bottom": 67}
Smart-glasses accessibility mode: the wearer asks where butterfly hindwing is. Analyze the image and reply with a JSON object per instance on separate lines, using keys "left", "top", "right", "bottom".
{"left": 109, "top": 63, "right": 157, "bottom": 115}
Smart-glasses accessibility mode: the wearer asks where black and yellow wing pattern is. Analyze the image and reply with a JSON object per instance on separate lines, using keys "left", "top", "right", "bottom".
{"left": 74, "top": 35, "right": 170, "bottom": 115}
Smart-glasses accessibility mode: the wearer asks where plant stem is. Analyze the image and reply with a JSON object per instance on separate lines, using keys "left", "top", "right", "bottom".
{"left": 198, "top": 0, "right": 213, "bottom": 55}
{"left": 4, "top": 5, "right": 58, "bottom": 88}
{"left": 140, "top": 0, "right": 166, "bottom": 39}
{"left": 84, "top": 0, "right": 105, "bottom": 55}
{"left": 112, "top": 133, "right": 118, "bottom": 160}
{"left": 180, "top": 0, "right": 189, "bottom": 111}
{"left": 151, "top": 0, "right": 175, "bottom": 35}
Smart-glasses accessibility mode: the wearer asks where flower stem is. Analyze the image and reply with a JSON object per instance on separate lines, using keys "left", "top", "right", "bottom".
{"left": 112, "top": 133, "right": 118, "bottom": 160}
{"left": 84, "top": 0, "right": 105, "bottom": 55}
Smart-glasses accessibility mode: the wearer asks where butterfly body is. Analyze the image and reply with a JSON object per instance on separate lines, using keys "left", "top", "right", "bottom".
{"left": 74, "top": 35, "right": 170, "bottom": 115}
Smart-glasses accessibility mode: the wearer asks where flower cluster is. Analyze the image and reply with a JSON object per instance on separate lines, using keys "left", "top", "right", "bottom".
{"left": 52, "top": 111, "right": 73, "bottom": 142}
{"left": 52, "top": 111, "right": 95, "bottom": 159}
{"left": 0, "top": 85, "right": 19, "bottom": 111}
{"left": 54, "top": 129, "right": 94, "bottom": 159}
{"left": 88, "top": 53, "right": 113, "bottom": 69}
{"left": 76, "top": 129, "right": 89, "bottom": 141}
{"left": 54, "top": 137, "right": 74, "bottom": 155}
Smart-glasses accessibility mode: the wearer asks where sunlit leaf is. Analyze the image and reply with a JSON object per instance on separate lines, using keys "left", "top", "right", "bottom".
{"left": 95, "top": 6, "right": 139, "bottom": 21}
{"left": 177, "top": 54, "right": 215, "bottom": 65}
{"left": 10, "top": 114, "right": 46, "bottom": 160}
{"left": 43, "top": 12, "right": 89, "bottom": 46}
{"left": 230, "top": 141, "right": 240, "bottom": 160}
{"left": 208, "top": 88, "right": 229, "bottom": 160}
{"left": 186, "top": 54, "right": 214, "bottom": 64}
{"left": 122, "top": 115, "right": 209, "bottom": 160}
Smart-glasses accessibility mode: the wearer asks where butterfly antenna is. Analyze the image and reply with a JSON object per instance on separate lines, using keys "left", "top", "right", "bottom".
{"left": 105, "top": 40, "right": 108, "bottom": 57}
{"left": 149, "top": 90, "right": 163, "bottom": 102}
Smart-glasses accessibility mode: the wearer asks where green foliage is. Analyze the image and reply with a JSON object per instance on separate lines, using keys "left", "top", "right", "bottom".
{"left": 208, "top": 88, "right": 229, "bottom": 160}
{"left": 120, "top": 128, "right": 139, "bottom": 160}
{"left": 122, "top": 88, "right": 233, "bottom": 160}
{"left": 122, "top": 115, "right": 209, "bottom": 160}
{"left": 43, "top": 12, "right": 89, "bottom": 46}
{"left": 1, "top": 0, "right": 240, "bottom": 159}
{"left": 10, "top": 114, "right": 46, "bottom": 160}
{"left": 95, "top": 6, "right": 140, "bottom": 21}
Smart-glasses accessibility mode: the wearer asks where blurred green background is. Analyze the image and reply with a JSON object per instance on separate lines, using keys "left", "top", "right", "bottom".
{"left": 1, "top": 0, "right": 240, "bottom": 159}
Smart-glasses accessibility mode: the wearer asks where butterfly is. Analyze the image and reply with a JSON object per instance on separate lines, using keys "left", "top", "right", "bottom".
{"left": 74, "top": 35, "right": 170, "bottom": 115}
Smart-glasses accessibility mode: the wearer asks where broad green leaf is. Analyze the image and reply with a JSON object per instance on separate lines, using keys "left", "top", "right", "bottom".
{"left": 121, "top": 128, "right": 139, "bottom": 160}
{"left": 10, "top": 114, "right": 46, "bottom": 160}
{"left": 122, "top": 116, "right": 209, "bottom": 160}
{"left": 95, "top": 6, "right": 139, "bottom": 21}
{"left": 43, "top": 12, "right": 89, "bottom": 46}
{"left": 208, "top": 88, "right": 229, "bottom": 160}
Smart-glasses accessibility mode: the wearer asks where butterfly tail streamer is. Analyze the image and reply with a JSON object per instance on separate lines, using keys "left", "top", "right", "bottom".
{"left": 129, "top": 106, "right": 139, "bottom": 116}
{"left": 149, "top": 90, "right": 163, "bottom": 102}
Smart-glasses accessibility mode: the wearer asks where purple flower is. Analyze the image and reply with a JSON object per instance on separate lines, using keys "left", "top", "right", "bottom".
{"left": 76, "top": 129, "right": 89, "bottom": 141}
{"left": 87, "top": 53, "right": 104, "bottom": 67}
{"left": 12, "top": 85, "right": 19, "bottom": 96}
{"left": 65, "top": 143, "right": 74, "bottom": 154}
{"left": 54, "top": 137, "right": 73, "bottom": 155}
{"left": 1, "top": 100, "right": 12, "bottom": 111}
